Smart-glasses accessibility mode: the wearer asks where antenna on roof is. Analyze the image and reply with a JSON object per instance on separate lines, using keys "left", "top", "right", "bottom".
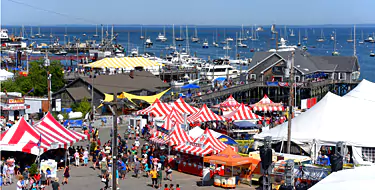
{"left": 353, "top": 25, "right": 356, "bottom": 57}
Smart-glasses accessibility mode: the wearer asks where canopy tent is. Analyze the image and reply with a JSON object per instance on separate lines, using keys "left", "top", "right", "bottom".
{"left": 99, "top": 88, "right": 170, "bottom": 108}
{"left": 212, "top": 94, "right": 241, "bottom": 111}
{"left": 162, "top": 107, "right": 184, "bottom": 125}
{"left": 136, "top": 98, "right": 172, "bottom": 117}
{"left": 203, "top": 146, "right": 252, "bottom": 166}
{"left": 34, "top": 112, "right": 87, "bottom": 148}
{"left": 187, "top": 104, "right": 225, "bottom": 123}
{"left": 0, "top": 118, "right": 51, "bottom": 155}
{"left": 309, "top": 166, "right": 375, "bottom": 190}
{"left": 84, "top": 57, "right": 162, "bottom": 69}
{"left": 181, "top": 84, "right": 200, "bottom": 89}
{"left": 217, "top": 135, "right": 238, "bottom": 145}
{"left": 224, "top": 103, "right": 261, "bottom": 121}
{"left": 344, "top": 79, "right": 375, "bottom": 102}
{"left": 169, "top": 124, "right": 194, "bottom": 146}
{"left": 250, "top": 94, "right": 284, "bottom": 112}
{"left": 171, "top": 97, "right": 199, "bottom": 115}
{"left": 233, "top": 121, "right": 258, "bottom": 129}
{"left": 254, "top": 92, "right": 375, "bottom": 148}
{"left": 0, "top": 69, "right": 14, "bottom": 81}
{"left": 175, "top": 128, "right": 228, "bottom": 156}
{"left": 188, "top": 127, "right": 222, "bottom": 139}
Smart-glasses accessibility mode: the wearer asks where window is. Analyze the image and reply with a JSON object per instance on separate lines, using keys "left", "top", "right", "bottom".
{"left": 338, "top": 73, "right": 346, "bottom": 80}
{"left": 331, "top": 73, "right": 336, "bottom": 79}
{"left": 250, "top": 74, "right": 256, "bottom": 80}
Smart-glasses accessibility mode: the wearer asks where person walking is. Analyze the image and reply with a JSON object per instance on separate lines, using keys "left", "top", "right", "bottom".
{"left": 22, "top": 167, "right": 29, "bottom": 188}
{"left": 165, "top": 166, "right": 172, "bottom": 181}
{"left": 62, "top": 166, "right": 70, "bottom": 185}
{"left": 150, "top": 168, "right": 158, "bottom": 189}
{"left": 100, "top": 158, "right": 108, "bottom": 179}
{"left": 74, "top": 150, "right": 80, "bottom": 167}
{"left": 16, "top": 175, "right": 25, "bottom": 190}
{"left": 134, "top": 158, "right": 140, "bottom": 178}
{"left": 83, "top": 149, "right": 89, "bottom": 167}
{"left": 51, "top": 178, "right": 60, "bottom": 190}
{"left": 157, "top": 168, "right": 163, "bottom": 189}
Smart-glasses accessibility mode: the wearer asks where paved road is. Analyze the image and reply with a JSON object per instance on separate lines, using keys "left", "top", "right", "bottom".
{"left": 8, "top": 126, "right": 256, "bottom": 190}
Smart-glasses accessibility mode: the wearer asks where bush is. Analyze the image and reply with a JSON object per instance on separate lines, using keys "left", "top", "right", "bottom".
{"left": 29, "top": 163, "right": 38, "bottom": 175}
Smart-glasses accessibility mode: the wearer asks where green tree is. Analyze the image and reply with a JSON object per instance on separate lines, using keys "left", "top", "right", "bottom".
{"left": 71, "top": 97, "right": 91, "bottom": 117}
{"left": 0, "top": 60, "right": 65, "bottom": 96}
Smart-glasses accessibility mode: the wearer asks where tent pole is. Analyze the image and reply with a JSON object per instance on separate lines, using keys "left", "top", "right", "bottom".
{"left": 280, "top": 141, "right": 284, "bottom": 153}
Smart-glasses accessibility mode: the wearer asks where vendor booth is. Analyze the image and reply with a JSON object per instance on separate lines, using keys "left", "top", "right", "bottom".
{"left": 170, "top": 97, "right": 199, "bottom": 115}
{"left": 212, "top": 94, "right": 241, "bottom": 113}
{"left": 250, "top": 94, "right": 284, "bottom": 112}
{"left": 136, "top": 98, "right": 172, "bottom": 117}
{"left": 204, "top": 146, "right": 254, "bottom": 188}
{"left": 187, "top": 104, "right": 225, "bottom": 123}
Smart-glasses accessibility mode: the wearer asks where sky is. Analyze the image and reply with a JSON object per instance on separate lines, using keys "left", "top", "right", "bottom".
{"left": 1, "top": 0, "right": 375, "bottom": 26}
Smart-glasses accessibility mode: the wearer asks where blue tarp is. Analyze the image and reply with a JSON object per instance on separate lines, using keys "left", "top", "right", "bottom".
{"left": 63, "top": 120, "right": 83, "bottom": 128}
{"left": 181, "top": 84, "right": 200, "bottom": 89}
{"left": 213, "top": 77, "right": 227, "bottom": 82}
{"left": 233, "top": 121, "right": 258, "bottom": 129}
{"left": 218, "top": 135, "right": 238, "bottom": 145}
{"left": 61, "top": 108, "right": 73, "bottom": 113}
{"left": 266, "top": 82, "right": 279, "bottom": 86}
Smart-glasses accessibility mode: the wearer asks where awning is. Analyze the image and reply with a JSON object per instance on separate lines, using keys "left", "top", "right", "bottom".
{"left": 84, "top": 57, "right": 162, "bottom": 69}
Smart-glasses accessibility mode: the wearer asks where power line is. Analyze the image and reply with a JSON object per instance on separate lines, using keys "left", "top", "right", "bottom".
{"left": 5, "top": 0, "right": 98, "bottom": 24}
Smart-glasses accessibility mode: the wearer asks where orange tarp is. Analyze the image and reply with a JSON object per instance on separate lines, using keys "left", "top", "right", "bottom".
{"left": 203, "top": 146, "right": 254, "bottom": 167}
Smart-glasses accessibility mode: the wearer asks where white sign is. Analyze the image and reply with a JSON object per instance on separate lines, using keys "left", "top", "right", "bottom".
{"left": 40, "top": 159, "right": 57, "bottom": 178}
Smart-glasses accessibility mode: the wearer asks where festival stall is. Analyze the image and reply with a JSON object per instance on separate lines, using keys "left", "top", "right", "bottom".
{"left": 224, "top": 103, "right": 261, "bottom": 121}
{"left": 204, "top": 146, "right": 254, "bottom": 188}
{"left": 250, "top": 94, "right": 284, "bottom": 112}
{"left": 33, "top": 112, "right": 88, "bottom": 149}
{"left": 174, "top": 128, "right": 228, "bottom": 176}
{"left": 136, "top": 98, "right": 172, "bottom": 117}
{"left": 212, "top": 95, "right": 241, "bottom": 113}
{"left": 0, "top": 117, "right": 51, "bottom": 155}
{"left": 171, "top": 97, "right": 199, "bottom": 115}
{"left": 187, "top": 104, "right": 225, "bottom": 123}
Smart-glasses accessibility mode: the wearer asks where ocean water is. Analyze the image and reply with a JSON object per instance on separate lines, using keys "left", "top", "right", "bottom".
{"left": 4, "top": 25, "right": 375, "bottom": 82}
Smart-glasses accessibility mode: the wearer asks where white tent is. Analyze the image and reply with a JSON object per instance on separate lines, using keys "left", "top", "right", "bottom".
{"left": 309, "top": 166, "right": 375, "bottom": 190}
{"left": 254, "top": 92, "right": 375, "bottom": 148}
{"left": 0, "top": 69, "right": 14, "bottom": 81}
{"left": 344, "top": 79, "right": 375, "bottom": 102}
{"left": 188, "top": 127, "right": 223, "bottom": 139}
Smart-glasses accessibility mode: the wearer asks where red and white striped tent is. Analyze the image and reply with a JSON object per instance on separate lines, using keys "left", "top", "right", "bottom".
{"left": 33, "top": 112, "right": 88, "bottom": 148}
{"left": 174, "top": 128, "right": 227, "bottom": 157}
{"left": 251, "top": 94, "right": 285, "bottom": 112}
{"left": 136, "top": 98, "right": 172, "bottom": 117}
{"left": 0, "top": 117, "right": 51, "bottom": 155}
{"left": 169, "top": 124, "right": 194, "bottom": 146}
{"left": 171, "top": 97, "right": 199, "bottom": 115}
{"left": 212, "top": 95, "right": 241, "bottom": 111}
{"left": 224, "top": 103, "right": 261, "bottom": 121}
{"left": 187, "top": 104, "right": 226, "bottom": 123}
{"left": 162, "top": 107, "right": 184, "bottom": 125}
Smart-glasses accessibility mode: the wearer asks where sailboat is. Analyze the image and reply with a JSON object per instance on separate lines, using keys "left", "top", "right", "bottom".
{"left": 242, "top": 24, "right": 248, "bottom": 41}
{"left": 316, "top": 29, "right": 325, "bottom": 42}
{"left": 330, "top": 31, "right": 335, "bottom": 41}
{"left": 64, "top": 26, "right": 68, "bottom": 37}
{"left": 175, "top": 26, "right": 184, "bottom": 41}
{"left": 303, "top": 29, "right": 308, "bottom": 41}
{"left": 35, "top": 27, "right": 41, "bottom": 38}
{"left": 93, "top": 24, "right": 99, "bottom": 37}
{"left": 169, "top": 24, "right": 176, "bottom": 50}
{"left": 332, "top": 31, "right": 339, "bottom": 56}
{"left": 271, "top": 24, "right": 277, "bottom": 34}
{"left": 191, "top": 26, "right": 199, "bottom": 43}
{"left": 221, "top": 30, "right": 228, "bottom": 44}
{"left": 297, "top": 30, "right": 301, "bottom": 46}
{"left": 290, "top": 29, "right": 295, "bottom": 37}
{"left": 49, "top": 29, "right": 53, "bottom": 38}
{"left": 140, "top": 25, "right": 145, "bottom": 39}
{"left": 347, "top": 28, "right": 354, "bottom": 43}
{"left": 223, "top": 40, "right": 231, "bottom": 50}
{"left": 251, "top": 25, "right": 258, "bottom": 41}
{"left": 359, "top": 30, "right": 364, "bottom": 44}
{"left": 30, "top": 27, "right": 35, "bottom": 39}
{"left": 156, "top": 26, "right": 167, "bottom": 42}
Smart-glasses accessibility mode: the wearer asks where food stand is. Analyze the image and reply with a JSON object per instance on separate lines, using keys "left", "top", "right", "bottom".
{"left": 203, "top": 146, "right": 255, "bottom": 188}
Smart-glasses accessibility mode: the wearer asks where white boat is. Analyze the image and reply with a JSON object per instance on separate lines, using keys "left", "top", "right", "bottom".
{"left": 256, "top": 26, "right": 264, "bottom": 32}
{"left": 268, "top": 38, "right": 297, "bottom": 52}
{"left": 144, "top": 37, "right": 153, "bottom": 46}
{"left": 317, "top": 29, "right": 325, "bottom": 42}
{"left": 175, "top": 26, "right": 184, "bottom": 41}
{"left": 290, "top": 29, "right": 295, "bottom": 37}
{"left": 370, "top": 51, "right": 375, "bottom": 57}
{"left": 0, "top": 29, "right": 10, "bottom": 43}
{"left": 35, "top": 27, "right": 41, "bottom": 38}
{"left": 223, "top": 45, "right": 231, "bottom": 50}
{"left": 93, "top": 24, "right": 99, "bottom": 37}
{"left": 271, "top": 24, "right": 277, "bottom": 34}
{"left": 140, "top": 25, "right": 144, "bottom": 39}
{"left": 30, "top": 27, "right": 35, "bottom": 39}
{"left": 202, "top": 39, "right": 209, "bottom": 48}
{"left": 54, "top": 49, "right": 68, "bottom": 56}
{"left": 171, "top": 80, "right": 188, "bottom": 86}
{"left": 332, "top": 31, "right": 339, "bottom": 56}
{"left": 226, "top": 37, "right": 234, "bottom": 42}
{"left": 200, "top": 64, "right": 239, "bottom": 80}
{"left": 347, "top": 28, "right": 354, "bottom": 43}
{"left": 237, "top": 41, "right": 248, "bottom": 48}
{"left": 365, "top": 34, "right": 374, "bottom": 42}
{"left": 191, "top": 26, "right": 199, "bottom": 42}
{"left": 156, "top": 26, "right": 167, "bottom": 42}
{"left": 131, "top": 48, "right": 139, "bottom": 57}
{"left": 303, "top": 29, "right": 308, "bottom": 41}
{"left": 32, "top": 50, "right": 41, "bottom": 54}
{"left": 359, "top": 30, "right": 364, "bottom": 44}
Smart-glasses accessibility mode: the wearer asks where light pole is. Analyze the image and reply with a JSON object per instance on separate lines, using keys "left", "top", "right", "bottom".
{"left": 286, "top": 52, "right": 295, "bottom": 154}
{"left": 90, "top": 74, "right": 96, "bottom": 122}
{"left": 44, "top": 50, "right": 51, "bottom": 112}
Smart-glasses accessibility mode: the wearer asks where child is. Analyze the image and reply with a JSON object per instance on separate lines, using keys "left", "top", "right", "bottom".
{"left": 169, "top": 184, "right": 174, "bottom": 190}
{"left": 176, "top": 184, "right": 180, "bottom": 190}
{"left": 164, "top": 184, "right": 169, "bottom": 190}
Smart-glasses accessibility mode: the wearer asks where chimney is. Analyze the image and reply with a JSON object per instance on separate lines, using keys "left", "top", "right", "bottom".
{"left": 129, "top": 70, "right": 134, "bottom": 79}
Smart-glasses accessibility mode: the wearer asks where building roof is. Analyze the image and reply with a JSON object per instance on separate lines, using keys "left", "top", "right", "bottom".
{"left": 81, "top": 71, "right": 169, "bottom": 94}
{"left": 250, "top": 49, "right": 359, "bottom": 75}
{"left": 66, "top": 87, "right": 91, "bottom": 101}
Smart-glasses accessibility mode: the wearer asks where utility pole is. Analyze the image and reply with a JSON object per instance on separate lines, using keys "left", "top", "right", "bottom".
{"left": 104, "top": 93, "right": 125, "bottom": 190}
{"left": 44, "top": 50, "right": 51, "bottom": 112}
{"left": 90, "top": 74, "right": 96, "bottom": 122}
{"left": 286, "top": 52, "right": 295, "bottom": 154}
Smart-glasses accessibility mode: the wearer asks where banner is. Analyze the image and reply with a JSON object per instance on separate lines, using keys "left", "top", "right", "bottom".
{"left": 266, "top": 82, "right": 279, "bottom": 86}
{"left": 278, "top": 82, "right": 289, "bottom": 87}
{"left": 40, "top": 159, "right": 57, "bottom": 178}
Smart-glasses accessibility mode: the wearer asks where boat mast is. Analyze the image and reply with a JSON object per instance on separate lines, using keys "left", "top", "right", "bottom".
{"left": 111, "top": 25, "right": 114, "bottom": 43}
{"left": 101, "top": 24, "right": 104, "bottom": 44}
{"left": 235, "top": 32, "right": 238, "bottom": 57}
{"left": 298, "top": 29, "right": 301, "bottom": 44}
{"left": 185, "top": 25, "right": 189, "bottom": 53}
{"left": 172, "top": 24, "right": 176, "bottom": 47}
{"left": 354, "top": 25, "right": 356, "bottom": 56}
